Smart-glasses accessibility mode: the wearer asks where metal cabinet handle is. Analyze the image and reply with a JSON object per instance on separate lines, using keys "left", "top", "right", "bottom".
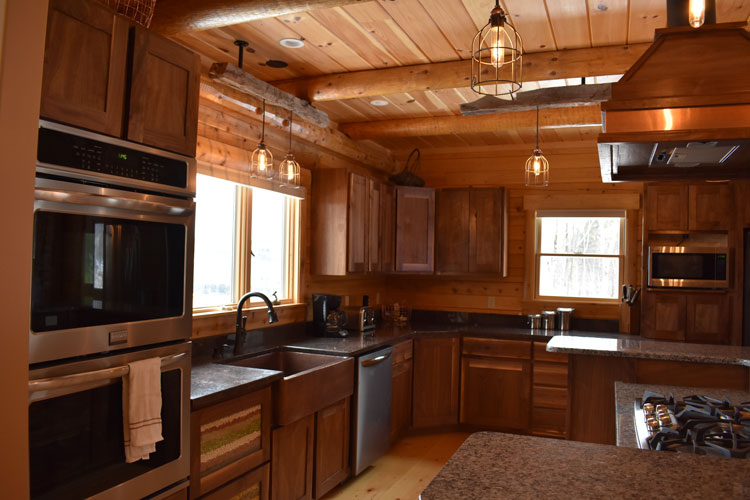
{"left": 361, "top": 351, "right": 392, "bottom": 367}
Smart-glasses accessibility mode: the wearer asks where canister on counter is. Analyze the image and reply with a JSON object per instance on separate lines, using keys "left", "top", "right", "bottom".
{"left": 556, "top": 307, "right": 574, "bottom": 331}
{"left": 541, "top": 310, "right": 557, "bottom": 330}
{"left": 527, "top": 313, "right": 542, "bottom": 330}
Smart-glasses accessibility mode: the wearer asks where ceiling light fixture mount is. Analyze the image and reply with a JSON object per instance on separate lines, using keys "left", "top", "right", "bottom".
{"left": 280, "top": 38, "right": 305, "bottom": 49}
{"left": 370, "top": 99, "right": 390, "bottom": 107}
{"left": 525, "top": 106, "right": 549, "bottom": 187}
{"left": 471, "top": 0, "right": 523, "bottom": 97}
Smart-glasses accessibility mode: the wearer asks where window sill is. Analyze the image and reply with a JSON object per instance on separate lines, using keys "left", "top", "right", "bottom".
{"left": 522, "top": 299, "right": 620, "bottom": 320}
{"left": 191, "top": 303, "right": 307, "bottom": 339}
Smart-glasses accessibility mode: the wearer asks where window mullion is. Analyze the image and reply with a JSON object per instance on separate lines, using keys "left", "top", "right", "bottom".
{"left": 234, "top": 186, "right": 253, "bottom": 302}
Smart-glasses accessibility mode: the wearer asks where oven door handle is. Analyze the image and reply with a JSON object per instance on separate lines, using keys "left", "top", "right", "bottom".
{"left": 28, "top": 352, "right": 187, "bottom": 403}
{"left": 34, "top": 188, "right": 194, "bottom": 217}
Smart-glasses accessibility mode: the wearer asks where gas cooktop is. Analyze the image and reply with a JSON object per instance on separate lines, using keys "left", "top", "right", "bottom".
{"left": 634, "top": 391, "right": 750, "bottom": 459}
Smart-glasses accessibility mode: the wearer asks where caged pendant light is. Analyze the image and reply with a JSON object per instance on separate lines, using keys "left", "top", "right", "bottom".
{"left": 252, "top": 99, "right": 275, "bottom": 180}
{"left": 279, "top": 111, "right": 301, "bottom": 188}
{"left": 525, "top": 106, "right": 549, "bottom": 187}
{"left": 471, "top": 0, "right": 523, "bottom": 96}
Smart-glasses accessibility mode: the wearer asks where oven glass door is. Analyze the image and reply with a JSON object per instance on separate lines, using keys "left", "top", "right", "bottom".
{"left": 29, "top": 366, "right": 183, "bottom": 500}
{"left": 31, "top": 211, "right": 185, "bottom": 333}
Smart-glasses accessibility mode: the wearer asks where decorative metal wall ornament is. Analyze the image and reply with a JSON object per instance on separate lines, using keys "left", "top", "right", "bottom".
{"left": 279, "top": 111, "right": 301, "bottom": 188}
{"left": 525, "top": 106, "right": 549, "bottom": 187}
{"left": 251, "top": 99, "right": 274, "bottom": 179}
{"left": 471, "top": 0, "right": 523, "bottom": 96}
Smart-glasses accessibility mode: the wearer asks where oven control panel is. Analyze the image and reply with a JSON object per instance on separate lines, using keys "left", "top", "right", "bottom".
{"left": 37, "top": 126, "right": 188, "bottom": 189}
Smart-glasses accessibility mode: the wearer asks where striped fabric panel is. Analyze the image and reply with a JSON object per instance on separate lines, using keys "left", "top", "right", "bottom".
{"left": 201, "top": 405, "right": 261, "bottom": 434}
{"left": 229, "top": 483, "right": 260, "bottom": 500}
{"left": 200, "top": 405, "right": 262, "bottom": 475}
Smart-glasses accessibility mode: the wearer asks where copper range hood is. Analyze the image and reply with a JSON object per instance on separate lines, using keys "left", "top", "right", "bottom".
{"left": 598, "top": 22, "right": 750, "bottom": 182}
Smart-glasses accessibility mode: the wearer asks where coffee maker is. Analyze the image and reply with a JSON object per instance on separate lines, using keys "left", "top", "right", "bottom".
{"left": 312, "top": 294, "right": 349, "bottom": 337}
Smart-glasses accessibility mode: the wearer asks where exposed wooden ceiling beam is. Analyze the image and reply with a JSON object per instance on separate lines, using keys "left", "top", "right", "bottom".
{"left": 460, "top": 84, "right": 612, "bottom": 116}
{"left": 209, "top": 62, "right": 329, "bottom": 127}
{"left": 150, "top": 0, "right": 365, "bottom": 35}
{"left": 338, "top": 105, "right": 602, "bottom": 140}
{"left": 273, "top": 44, "right": 649, "bottom": 102}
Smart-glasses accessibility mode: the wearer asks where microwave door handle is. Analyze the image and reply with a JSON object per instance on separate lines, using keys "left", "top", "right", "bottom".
{"left": 34, "top": 188, "right": 194, "bottom": 218}
{"left": 28, "top": 352, "right": 187, "bottom": 404}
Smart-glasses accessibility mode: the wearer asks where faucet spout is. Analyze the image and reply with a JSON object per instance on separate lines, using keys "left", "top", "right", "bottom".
{"left": 234, "top": 291, "right": 279, "bottom": 355}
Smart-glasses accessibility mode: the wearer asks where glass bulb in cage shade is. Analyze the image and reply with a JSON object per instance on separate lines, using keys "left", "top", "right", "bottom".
{"left": 279, "top": 153, "right": 301, "bottom": 188}
{"left": 525, "top": 149, "right": 549, "bottom": 187}
{"left": 252, "top": 143, "right": 274, "bottom": 179}
{"left": 689, "top": 0, "right": 705, "bottom": 28}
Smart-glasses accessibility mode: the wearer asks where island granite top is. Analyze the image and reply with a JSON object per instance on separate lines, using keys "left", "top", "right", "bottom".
{"left": 614, "top": 382, "right": 750, "bottom": 448}
{"left": 546, "top": 335, "right": 750, "bottom": 367}
{"left": 419, "top": 432, "right": 750, "bottom": 500}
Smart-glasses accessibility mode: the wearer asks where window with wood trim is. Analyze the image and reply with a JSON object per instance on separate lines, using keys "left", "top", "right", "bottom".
{"left": 533, "top": 210, "right": 625, "bottom": 302}
{"left": 192, "top": 173, "right": 300, "bottom": 311}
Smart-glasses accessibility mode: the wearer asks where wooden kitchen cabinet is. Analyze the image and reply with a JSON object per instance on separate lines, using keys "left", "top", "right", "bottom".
{"left": 460, "top": 338, "right": 531, "bottom": 432}
{"left": 390, "top": 340, "right": 413, "bottom": 443}
{"left": 435, "top": 189, "right": 470, "bottom": 274}
{"left": 381, "top": 184, "right": 396, "bottom": 273}
{"left": 641, "top": 291, "right": 687, "bottom": 341}
{"left": 41, "top": 0, "right": 200, "bottom": 156}
{"left": 685, "top": 293, "right": 731, "bottom": 344}
{"left": 127, "top": 25, "right": 200, "bottom": 156}
{"left": 190, "top": 388, "right": 271, "bottom": 499}
{"left": 368, "top": 179, "right": 382, "bottom": 273}
{"left": 314, "top": 398, "right": 350, "bottom": 499}
{"left": 531, "top": 341, "right": 569, "bottom": 438}
{"left": 395, "top": 186, "right": 435, "bottom": 273}
{"left": 271, "top": 414, "right": 315, "bottom": 500}
{"left": 645, "top": 182, "right": 730, "bottom": 231}
{"left": 412, "top": 336, "right": 460, "bottom": 428}
{"left": 41, "top": 0, "right": 129, "bottom": 137}
{"left": 201, "top": 464, "right": 270, "bottom": 500}
{"left": 347, "top": 172, "right": 368, "bottom": 273}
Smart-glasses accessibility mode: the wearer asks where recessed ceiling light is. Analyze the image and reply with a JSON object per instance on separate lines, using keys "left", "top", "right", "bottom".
{"left": 370, "top": 99, "right": 389, "bottom": 107}
{"left": 266, "top": 59, "right": 289, "bottom": 68}
{"left": 280, "top": 38, "right": 305, "bottom": 49}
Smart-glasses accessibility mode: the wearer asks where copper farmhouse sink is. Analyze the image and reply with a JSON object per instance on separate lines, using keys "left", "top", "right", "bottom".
{"left": 226, "top": 350, "right": 354, "bottom": 425}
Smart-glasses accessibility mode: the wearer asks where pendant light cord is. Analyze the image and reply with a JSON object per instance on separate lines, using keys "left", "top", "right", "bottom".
{"left": 261, "top": 100, "right": 266, "bottom": 142}
{"left": 288, "top": 111, "right": 294, "bottom": 153}
{"left": 535, "top": 105, "right": 540, "bottom": 150}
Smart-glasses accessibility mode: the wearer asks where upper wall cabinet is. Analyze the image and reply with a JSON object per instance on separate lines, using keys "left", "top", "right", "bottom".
{"left": 645, "top": 183, "right": 730, "bottom": 231}
{"left": 395, "top": 187, "right": 435, "bottom": 273}
{"left": 435, "top": 187, "right": 507, "bottom": 276}
{"left": 41, "top": 0, "right": 200, "bottom": 156}
{"left": 311, "top": 169, "right": 393, "bottom": 276}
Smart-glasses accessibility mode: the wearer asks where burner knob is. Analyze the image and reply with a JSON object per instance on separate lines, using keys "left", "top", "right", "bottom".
{"left": 655, "top": 404, "right": 667, "bottom": 412}
{"left": 643, "top": 403, "right": 655, "bottom": 413}
{"left": 647, "top": 418, "right": 660, "bottom": 431}
{"left": 658, "top": 414, "right": 672, "bottom": 426}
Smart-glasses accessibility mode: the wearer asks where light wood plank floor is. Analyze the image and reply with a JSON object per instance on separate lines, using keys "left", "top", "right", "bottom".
{"left": 322, "top": 432, "right": 470, "bottom": 500}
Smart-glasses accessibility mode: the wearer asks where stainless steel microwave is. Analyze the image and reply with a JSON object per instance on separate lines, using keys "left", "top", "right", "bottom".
{"left": 647, "top": 246, "right": 729, "bottom": 289}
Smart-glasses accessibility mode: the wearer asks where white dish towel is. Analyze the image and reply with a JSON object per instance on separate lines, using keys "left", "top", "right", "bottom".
{"left": 122, "top": 357, "right": 164, "bottom": 463}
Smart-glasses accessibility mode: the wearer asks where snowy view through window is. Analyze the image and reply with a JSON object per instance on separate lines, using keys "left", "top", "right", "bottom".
{"left": 193, "top": 174, "right": 236, "bottom": 308}
{"left": 250, "top": 188, "right": 287, "bottom": 301}
{"left": 538, "top": 216, "right": 622, "bottom": 300}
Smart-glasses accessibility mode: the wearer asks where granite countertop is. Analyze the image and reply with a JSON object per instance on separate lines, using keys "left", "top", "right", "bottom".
{"left": 190, "top": 363, "right": 283, "bottom": 411}
{"left": 614, "top": 382, "right": 750, "bottom": 448}
{"left": 546, "top": 335, "right": 750, "bottom": 367}
{"left": 420, "top": 432, "right": 750, "bottom": 500}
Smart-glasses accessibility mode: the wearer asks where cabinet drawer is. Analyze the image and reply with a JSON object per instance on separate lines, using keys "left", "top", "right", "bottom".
{"left": 533, "top": 363, "right": 568, "bottom": 387}
{"left": 201, "top": 463, "right": 269, "bottom": 500}
{"left": 533, "top": 342, "right": 568, "bottom": 363}
{"left": 531, "top": 407, "right": 567, "bottom": 437}
{"left": 533, "top": 386, "right": 568, "bottom": 410}
{"left": 392, "top": 339, "right": 413, "bottom": 364}
{"left": 462, "top": 337, "right": 531, "bottom": 359}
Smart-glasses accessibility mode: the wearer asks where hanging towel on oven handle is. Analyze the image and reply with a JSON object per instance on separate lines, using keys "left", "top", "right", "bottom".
{"left": 122, "top": 357, "right": 163, "bottom": 463}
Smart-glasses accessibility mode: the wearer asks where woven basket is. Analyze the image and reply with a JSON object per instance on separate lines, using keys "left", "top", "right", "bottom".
{"left": 100, "top": 0, "right": 156, "bottom": 27}
{"left": 389, "top": 148, "right": 425, "bottom": 187}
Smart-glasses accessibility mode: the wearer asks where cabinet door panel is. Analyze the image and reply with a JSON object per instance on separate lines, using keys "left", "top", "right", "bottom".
{"left": 347, "top": 173, "right": 368, "bottom": 273}
{"left": 645, "top": 184, "right": 688, "bottom": 231}
{"left": 390, "top": 359, "right": 412, "bottom": 444}
{"left": 314, "top": 399, "right": 350, "bottom": 499}
{"left": 533, "top": 363, "right": 568, "bottom": 387}
{"left": 642, "top": 292, "right": 686, "bottom": 341}
{"left": 435, "top": 189, "right": 470, "bottom": 274}
{"left": 531, "top": 407, "right": 567, "bottom": 438}
{"left": 202, "top": 464, "right": 269, "bottom": 500}
{"left": 469, "top": 188, "right": 507, "bottom": 275}
{"left": 128, "top": 26, "right": 199, "bottom": 155}
{"left": 395, "top": 187, "right": 435, "bottom": 273}
{"left": 368, "top": 180, "right": 381, "bottom": 273}
{"left": 412, "top": 336, "right": 459, "bottom": 428}
{"left": 686, "top": 293, "right": 731, "bottom": 344}
{"left": 460, "top": 356, "right": 531, "bottom": 431}
{"left": 381, "top": 185, "right": 396, "bottom": 273}
{"left": 42, "top": 0, "right": 128, "bottom": 137}
{"left": 271, "top": 414, "right": 314, "bottom": 500}
{"left": 688, "top": 184, "right": 730, "bottom": 230}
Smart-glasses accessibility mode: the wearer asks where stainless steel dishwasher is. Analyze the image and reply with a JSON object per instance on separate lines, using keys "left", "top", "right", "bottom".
{"left": 353, "top": 346, "right": 393, "bottom": 475}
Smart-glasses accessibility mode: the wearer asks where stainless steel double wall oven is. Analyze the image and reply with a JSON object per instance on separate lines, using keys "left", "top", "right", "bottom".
{"left": 28, "top": 120, "right": 196, "bottom": 500}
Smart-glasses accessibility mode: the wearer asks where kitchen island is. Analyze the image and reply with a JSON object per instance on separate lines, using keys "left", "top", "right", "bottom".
{"left": 419, "top": 432, "right": 750, "bottom": 500}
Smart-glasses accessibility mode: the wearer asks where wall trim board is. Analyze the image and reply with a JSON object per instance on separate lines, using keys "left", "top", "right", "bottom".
{"left": 523, "top": 193, "right": 641, "bottom": 210}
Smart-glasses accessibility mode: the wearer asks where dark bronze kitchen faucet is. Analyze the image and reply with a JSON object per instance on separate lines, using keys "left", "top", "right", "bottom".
{"left": 234, "top": 292, "right": 279, "bottom": 355}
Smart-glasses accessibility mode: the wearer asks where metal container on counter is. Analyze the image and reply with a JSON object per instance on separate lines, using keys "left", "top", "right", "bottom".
{"left": 557, "top": 307, "right": 575, "bottom": 331}
{"left": 541, "top": 310, "right": 557, "bottom": 330}
{"left": 527, "top": 313, "right": 542, "bottom": 330}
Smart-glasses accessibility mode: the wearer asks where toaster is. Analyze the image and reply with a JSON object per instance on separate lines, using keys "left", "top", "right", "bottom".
{"left": 342, "top": 306, "right": 376, "bottom": 333}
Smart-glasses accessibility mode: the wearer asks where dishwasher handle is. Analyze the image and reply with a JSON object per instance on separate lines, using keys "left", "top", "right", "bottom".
{"left": 361, "top": 351, "right": 392, "bottom": 367}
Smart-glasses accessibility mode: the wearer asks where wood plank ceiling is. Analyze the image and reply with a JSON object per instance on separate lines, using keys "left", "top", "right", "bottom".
{"left": 172, "top": 0, "right": 750, "bottom": 151}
